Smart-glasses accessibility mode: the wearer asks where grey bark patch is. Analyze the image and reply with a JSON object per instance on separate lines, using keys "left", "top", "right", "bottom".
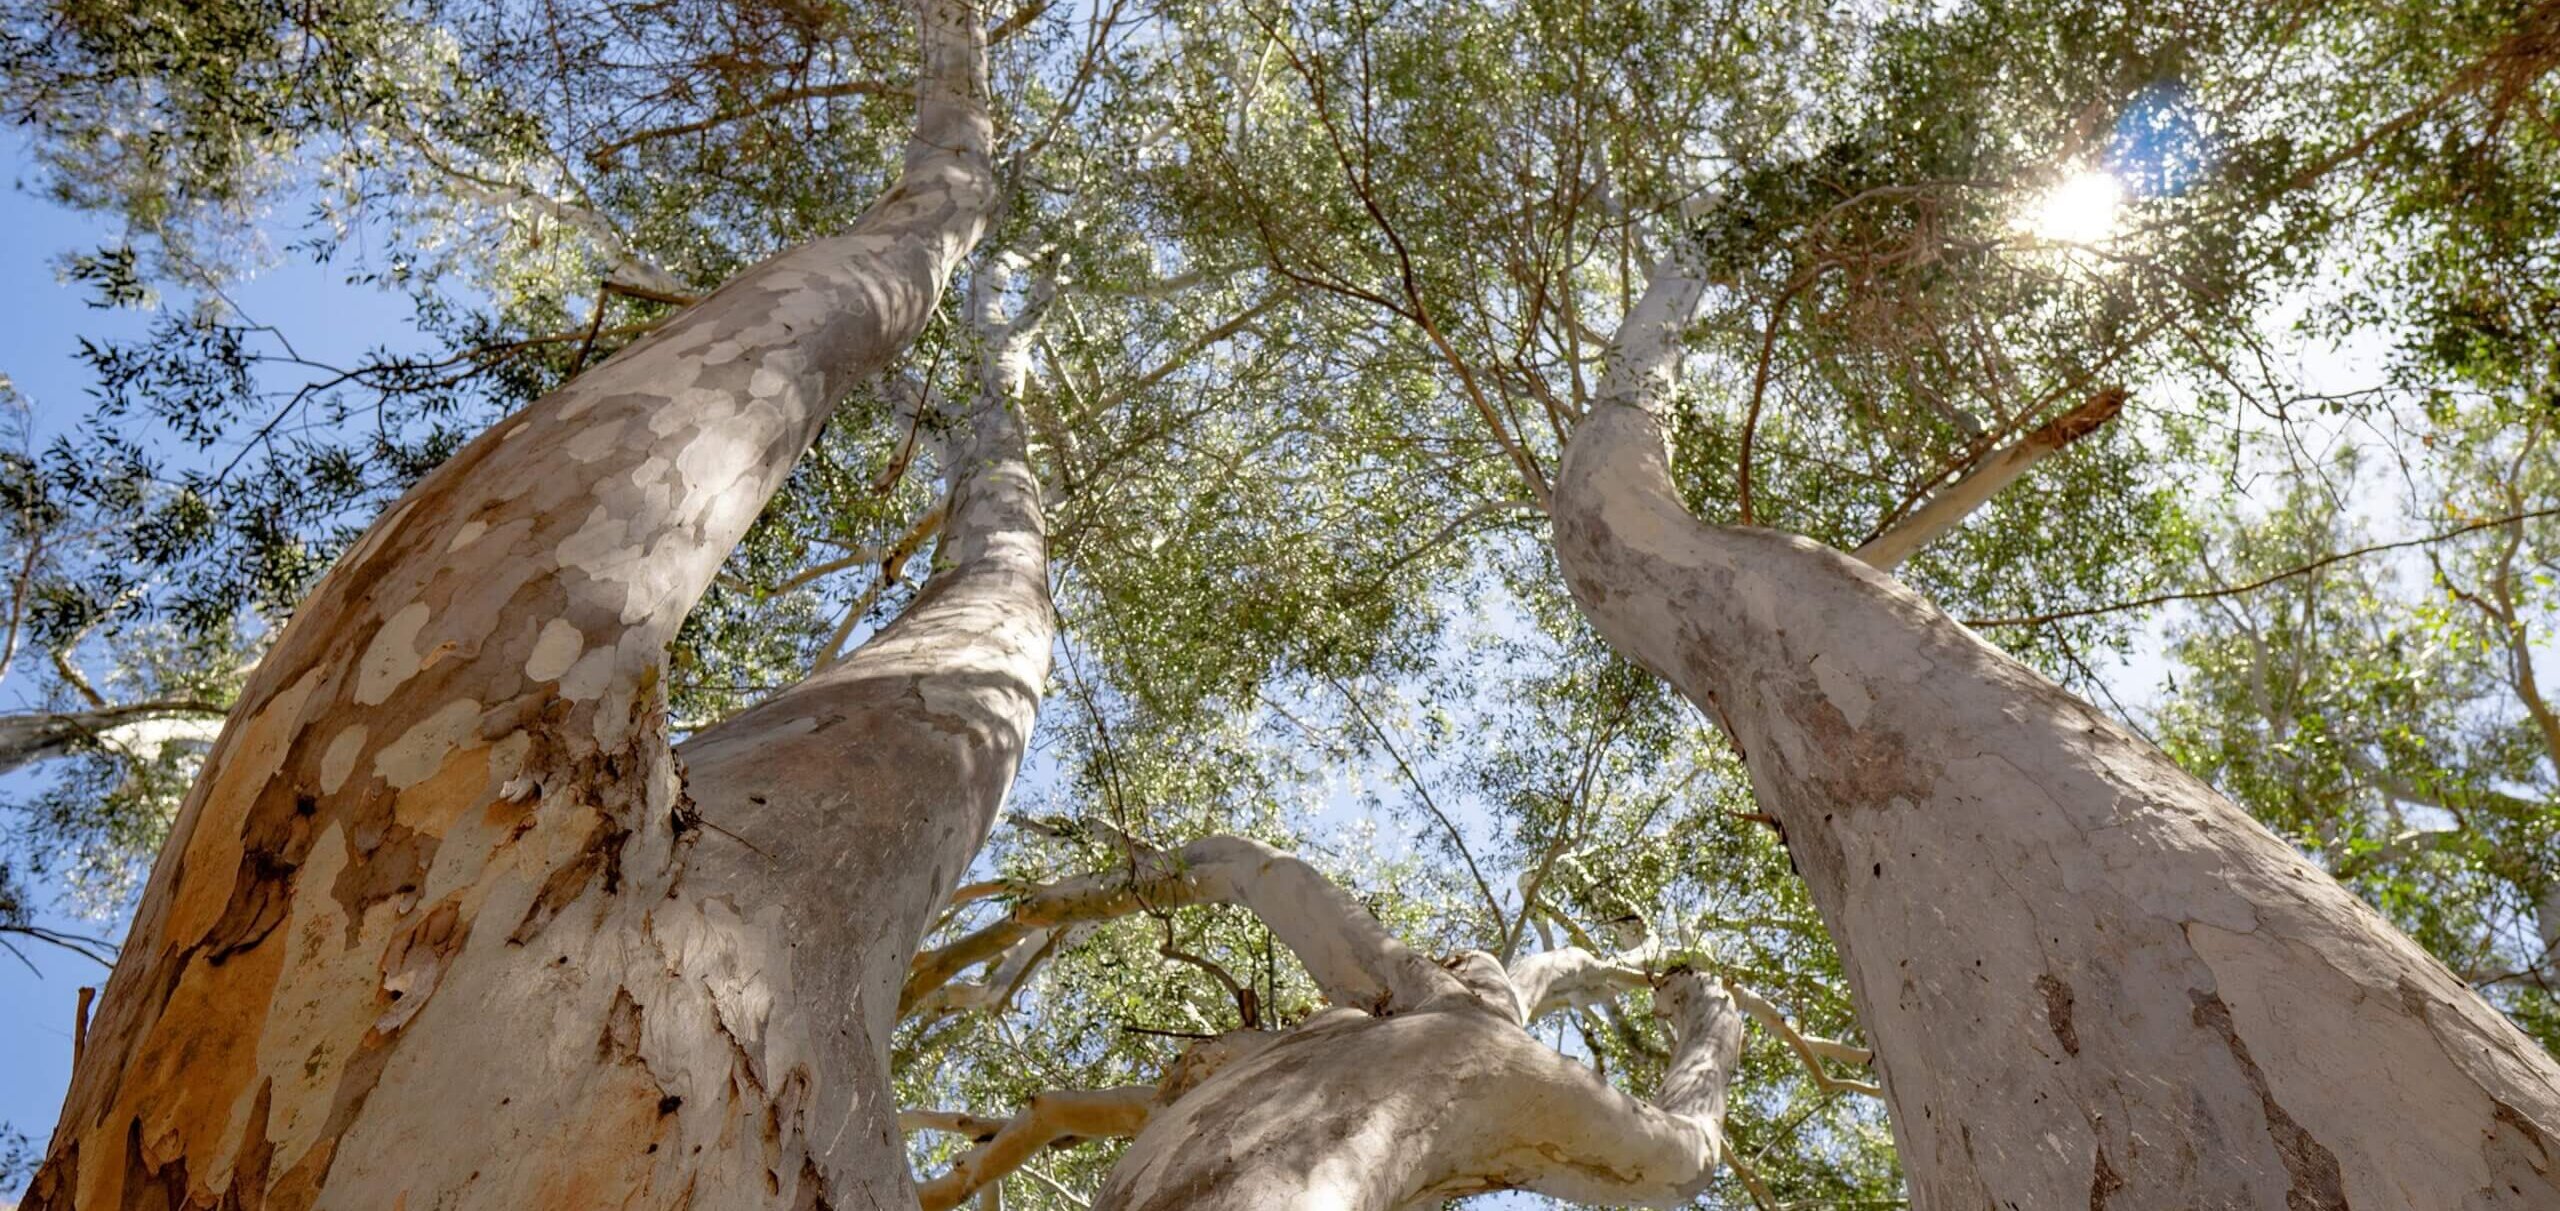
{"left": 2038, "top": 973, "right": 2079, "bottom": 1056}
{"left": 2190, "top": 990, "right": 2349, "bottom": 1210}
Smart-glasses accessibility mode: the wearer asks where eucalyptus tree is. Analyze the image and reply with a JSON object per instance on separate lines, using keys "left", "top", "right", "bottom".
{"left": 4, "top": 0, "right": 2560, "bottom": 1207}
{"left": 1138, "top": 0, "right": 2560, "bottom": 1198}
{"left": 20, "top": 1, "right": 1065, "bottom": 1204}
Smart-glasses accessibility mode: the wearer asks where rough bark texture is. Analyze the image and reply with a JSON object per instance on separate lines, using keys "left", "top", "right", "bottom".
{"left": 1552, "top": 257, "right": 2560, "bottom": 1208}
{"left": 23, "top": 3, "right": 1031, "bottom": 1207}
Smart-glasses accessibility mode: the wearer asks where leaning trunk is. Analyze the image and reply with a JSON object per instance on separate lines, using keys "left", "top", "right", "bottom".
{"left": 664, "top": 256, "right": 1056, "bottom": 1204}
{"left": 23, "top": 2, "right": 1035, "bottom": 1206}
{"left": 1551, "top": 259, "right": 2560, "bottom": 1208}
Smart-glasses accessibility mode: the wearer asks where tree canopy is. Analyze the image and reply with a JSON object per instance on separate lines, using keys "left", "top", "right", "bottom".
{"left": 2, "top": 0, "right": 2556, "bottom": 1204}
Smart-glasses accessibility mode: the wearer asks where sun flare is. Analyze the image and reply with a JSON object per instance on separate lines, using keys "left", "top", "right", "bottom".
{"left": 2020, "top": 169, "right": 2124, "bottom": 244}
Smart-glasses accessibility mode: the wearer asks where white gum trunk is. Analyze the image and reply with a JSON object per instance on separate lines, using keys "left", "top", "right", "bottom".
{"left": 666, "top": 239, "right": 1056, "bottom": 1207}
{"left": 25, "top": 3, "right": 1016, "bottom": 1207}
{"left": 1551, "top": 258, "right": 2560, "bottom": 1208}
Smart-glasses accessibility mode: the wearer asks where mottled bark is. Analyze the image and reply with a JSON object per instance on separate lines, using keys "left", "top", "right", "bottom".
{"left": 665, "top": 238, "right": 1056, "bottom": 1206}
{"left": 1552, "top": 255, "right": 2560, "bottom": 1208}
{"left": 25, "top": 1, "right": 1022, "bottom": 1207}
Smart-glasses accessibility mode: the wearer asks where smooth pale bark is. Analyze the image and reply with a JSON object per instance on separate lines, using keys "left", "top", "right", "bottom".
{"left": 24, "top": 2, "right": 1018, "bottom": 1206}
{"left": 925, "top": 834, "right": 1746, "bottom": 1209}
{"left": 0, "top": 701, "right": 226, "bottom": 774}
{"left": 1093, "top": 963, "right": 1742, "bottom": 1211}
{"left": 666, "top": 238, "right": 1056, "bottom": 1206}
{"left": 1552, "top": 256, "right": 2560, "bottom": 1208}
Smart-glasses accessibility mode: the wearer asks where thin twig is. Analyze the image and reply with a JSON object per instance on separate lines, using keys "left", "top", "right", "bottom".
{"left": 1327, "top": 675, "right": 1507, "bottom": 936}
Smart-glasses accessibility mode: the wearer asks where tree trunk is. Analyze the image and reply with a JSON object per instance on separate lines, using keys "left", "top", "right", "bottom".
{"left": 1093, "top": 987, "right": 1735, "bottom": 1211}
{"left": 1551, "top": 257, "right": 2560, "bottom": 1208}
{"left": 21, "top": 2, "right": 1043, "bottom": 1207}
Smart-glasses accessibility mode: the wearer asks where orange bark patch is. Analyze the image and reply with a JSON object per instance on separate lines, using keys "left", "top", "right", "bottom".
{"left": 87, "top": 924, "right": 289, "bottom": 1209}
{"left": 528, "top": 1053, "right": 675, "bottom": 1208}
{"left": 164, "top": 670, "right": 324, "bottom": 946}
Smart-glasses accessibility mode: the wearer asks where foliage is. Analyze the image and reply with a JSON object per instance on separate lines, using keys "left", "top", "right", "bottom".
{"left": 0, "top": 0, "right": 2556, "bottom": 1205}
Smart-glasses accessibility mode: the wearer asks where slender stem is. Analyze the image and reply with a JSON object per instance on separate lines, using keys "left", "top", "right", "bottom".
{"left": 1328, "top": 675, "right": 1506, "bottom": 936}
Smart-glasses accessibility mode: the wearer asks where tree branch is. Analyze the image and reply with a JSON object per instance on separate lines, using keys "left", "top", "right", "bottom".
{"left": 1327, "top": 675, "right": 1505, "bottom": 936}
{"left": 904, "top": 834, "right": 1462, "bottom": 1017}
{"left": 1725, "top": 984, "right": 1880, "bottom": 1096}
{"left": 1505, "top": 944, "right": 1878, "bottom": 1096}
{"left": 588, "top": 79, "right": 912, "bottom": 167}
{"left": 1497, "top": 969, "right": 1746, "bottom": 1207}
{"left": 766, "top": 497, "right": 949, "bottom": 596}
{"left": 0, "top": 700, "right": 230, "bottom": 775}
{"left": 1966, "top": 504, "right": 2560, "bottom": 629}
{"left": 912, "top": 1086, "right": 1157, "bottom": 1211}
{"left": 1854, "top": 386, "right": 2127, "bottom": 571}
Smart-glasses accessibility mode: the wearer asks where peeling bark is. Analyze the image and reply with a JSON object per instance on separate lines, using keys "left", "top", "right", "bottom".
{"left": 1551, "top": 254, "right": 2560, "bottom": 1208}
{"left": 24, "top": 2, "right": 1018, "bottom": 1207}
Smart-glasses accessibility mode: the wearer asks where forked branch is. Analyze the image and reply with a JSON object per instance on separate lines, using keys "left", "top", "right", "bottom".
{"left": 903, "top": 833, "right": 1460, "bottom": 1016}
{"left": 910, "top": 1086, "right": 1157, "bottom": 1211}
